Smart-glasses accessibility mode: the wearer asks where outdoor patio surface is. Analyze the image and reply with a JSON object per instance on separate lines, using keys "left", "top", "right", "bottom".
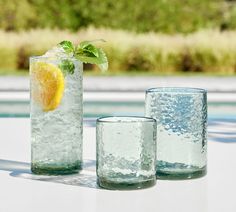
{"left": 0, "top": 76, "right": 236, "bottom": 92}
{"left": 0, "top": 76, "right": 236, "bottom": 103}
{"left": 0, "top": 118, "right": 235, "bottom": 212}
{"left": 0, "top": 76, "right": 235, "bottom": 211}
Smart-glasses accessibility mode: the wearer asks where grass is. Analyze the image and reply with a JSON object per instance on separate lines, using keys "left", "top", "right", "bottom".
{"left": 0, "top": 69, "right": 235, "bottom": 77}
{"left": 68, "top": 70, "right": 236, "bottom": 77}
{"left": 0, "top": 69, "right": 28, "bottom": 76}
{"left": 0, "top": 28, "right": 236, "bottom": 74}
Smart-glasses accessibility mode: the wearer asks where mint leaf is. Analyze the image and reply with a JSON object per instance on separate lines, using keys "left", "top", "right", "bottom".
{"left": 79, "top": 43, "right": 99, "bottom": 58}
{"left": 75, "top": 43, "right": 108, "bottom": 71}
{"left": 79, "top": 39, "right": 105, "bottom": 47}
{"left": 57, "top": 40, "right": 108, "bottom": 72}
{"left": 58, "top": 41, "right": 74, "bottom": 54}
{"left": 59, "top": 59, "right": 75, "bottom": 75}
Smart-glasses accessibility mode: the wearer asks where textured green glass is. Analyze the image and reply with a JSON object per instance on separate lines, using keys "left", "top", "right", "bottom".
{"left": 30, "top": 56, "right": 83, "bottom": 175}
{"left": 96, "top": 116, "right": 157, "bottom": 190}
{"left": 145, "top": 87, "right": 207, "bottom": 179}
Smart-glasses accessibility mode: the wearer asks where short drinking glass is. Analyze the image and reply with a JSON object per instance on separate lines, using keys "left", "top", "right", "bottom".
{"left": 30, "top": 56, "right": 83, "bottom": 175}
{"left": 145, "top": 87, "right": 207, "bottom": 179}
{"left": 96, "top": 116, "right": 157, "bottom": 190}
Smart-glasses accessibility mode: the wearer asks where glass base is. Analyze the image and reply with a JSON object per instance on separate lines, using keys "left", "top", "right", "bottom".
{"left": 97, "top": 177, "right": 156, "bottom": 190}
{"left": 156, "top": 161, "right": 207, "bottom": 180}
{"left": 31, "top": 161, "right": 82, "bottom": 175}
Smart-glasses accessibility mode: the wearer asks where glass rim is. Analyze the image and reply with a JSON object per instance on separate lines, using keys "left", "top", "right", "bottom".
{"left": 30, "top": 55, "right": 80, "bottom": 62}
{"left": 146, "top": 87, "right": 207, "bottom": 94}
{"left": 97, "top": 116, "right": 156, "bottom": 123}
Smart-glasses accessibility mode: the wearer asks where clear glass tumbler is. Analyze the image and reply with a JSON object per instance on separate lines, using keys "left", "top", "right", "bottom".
{"left": 145, "top": 87, "right": 207, "bottom": 179}
{"left": 96, "top": 116, "right": 157, "bottom": 190}
{"left": 30, "top": 56, "right": 83, "bottom": 175}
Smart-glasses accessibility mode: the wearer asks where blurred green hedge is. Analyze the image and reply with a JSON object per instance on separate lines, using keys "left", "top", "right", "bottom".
{"left": 0, "top": 0, "right": 236, "bottom": 33}
{"left": 0, "top": 29, "right": 235, "bottom": 74}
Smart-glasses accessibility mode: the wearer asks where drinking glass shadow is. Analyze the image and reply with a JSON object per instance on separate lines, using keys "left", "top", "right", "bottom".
{"left": 0, "top": 159, "right": 99, "bottom": 189}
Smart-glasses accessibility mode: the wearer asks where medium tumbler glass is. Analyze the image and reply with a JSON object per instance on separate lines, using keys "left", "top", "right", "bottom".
{"left": 145, "top": 87, "right": 207, "bottom": 179}
{"left": 96, "top": 116, "right": 157, "bottom": 190}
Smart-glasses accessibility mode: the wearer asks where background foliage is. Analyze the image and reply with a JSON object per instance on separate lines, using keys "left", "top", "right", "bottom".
{"left": 0, "top": 28, "right": 235, "bottom": 74}
{"left": 0, "top": 0, "right": 236, "bottom": 75}
{"left": 0, "top": 0, "right": 236, "bottom": 33}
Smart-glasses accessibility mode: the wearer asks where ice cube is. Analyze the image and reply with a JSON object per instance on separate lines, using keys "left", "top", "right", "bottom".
{"left": 42, "top": 46, "right": 73, "bottom": 58}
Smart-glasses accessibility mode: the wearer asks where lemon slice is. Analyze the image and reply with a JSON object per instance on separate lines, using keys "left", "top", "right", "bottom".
{"left": 31, "top": 62, "right": 65, "bottom": 111}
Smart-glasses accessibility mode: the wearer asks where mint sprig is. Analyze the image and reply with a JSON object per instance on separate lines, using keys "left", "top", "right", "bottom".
{"left": 78, "top": 41, "right": 99, "bottom": 57}
{"left": 58, "top": 40, "right": 108, "bottom": 73}
{"left": 58, "top": 59, "right": 75, "bottom": 75}
{"left": 58, "top": 41, "right": 74, "bottom": 54}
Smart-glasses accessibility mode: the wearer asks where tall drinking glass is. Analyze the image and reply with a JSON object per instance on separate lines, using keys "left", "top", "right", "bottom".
{"left": 145, "top": 87, "right": 207, "bottom": 179}
{"left": 30, "top": 56, "right": 83, "bottom": 175}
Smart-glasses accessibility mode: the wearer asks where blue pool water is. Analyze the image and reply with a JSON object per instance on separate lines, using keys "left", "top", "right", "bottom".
{"left": 0, "top": 100, "right": 235, "bottom": 143}
{"left": 0, "top": 100, "right": 236, "bottom": 120}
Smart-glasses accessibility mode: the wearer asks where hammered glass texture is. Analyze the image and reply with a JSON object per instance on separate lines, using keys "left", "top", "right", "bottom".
{"left": 96, "top": 117, "right": 157, "bottom": 189}
{"left": 145, "top": 88, "right": 207, "bottom": 179}
{"left": 30, "top": 57, "right": 83, "bottom": 175}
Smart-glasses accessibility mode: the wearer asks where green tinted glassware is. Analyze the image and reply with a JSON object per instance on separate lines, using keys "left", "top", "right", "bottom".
{"left": 145, "top": 87, "right": 207, "bottom": 179}
{"left": 96, "top": 116, "right": 157, "bottom": 190}
{"left": 30, "top": 56, "right": 83, "bottom": 175}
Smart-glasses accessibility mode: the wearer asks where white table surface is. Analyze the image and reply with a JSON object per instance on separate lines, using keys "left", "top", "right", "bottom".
{"left": 0, "top": 118, "right": 236, "bottom": 212}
